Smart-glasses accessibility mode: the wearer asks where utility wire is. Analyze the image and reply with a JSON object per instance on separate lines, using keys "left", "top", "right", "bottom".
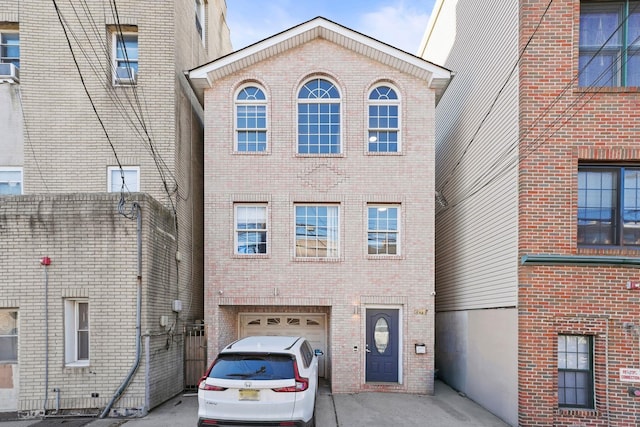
{"left": 52, "top": 0, "right": 123, "bottom": 176}
{"left": 437, "top": 0, "right": 555, "bottom": 195}
{"left": 17, "top": 86, "right": 49, "bottom": 192}
{"left": 458, "top": 0, "right": 639, "bottom": 203}
{"left": 438, "top": 30, "right": 640, "bottom": 215}
{"left": 437, "top": 1, "right": 640, "bottom": 215}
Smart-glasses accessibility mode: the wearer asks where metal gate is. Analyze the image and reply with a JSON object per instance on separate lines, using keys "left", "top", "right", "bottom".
{"left": 184, "top": 323, "right": 207, "bottom": 390}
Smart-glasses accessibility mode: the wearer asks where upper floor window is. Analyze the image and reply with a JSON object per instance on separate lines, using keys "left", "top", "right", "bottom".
{"left": 297, "top": 78, "right": 341, "bottom": 154}
{"left": 368, "top": 205, "right": 399, "bottom": 255}
{"left": 368, "top": 86, "right": 400, "bottom": 152}
{"left": 0, "top": 167, "right": 22, "bottom": 195}
{"left": 578, "top": 165, "right": 640, "bottom": 246}
{"left": 0, "top": 310, "right": 18, "bottom": 363}
{"left": 295, "top": 205, "right": 339, "bottom": 258}
{"left": 113, "top": 32, "right": 138, "bottom": 85}
{"left": 1, "top": 31, "right": 19, "bottom": 68}
{"left": 235, "top": 204, "right": 267, "bottom": 254}
{"left": 195, "top": 0, "right": 205, "bottom": 42}
{"left": 64, "top": 299, "right": 89, "bottom": 367}
{"left": 0, "top": 31, "right": 19, "bottom": 82}
{"left": 579, "top": 1, "right": 640, "bottom": 87}
{"left": 558, "top": 335, "right": 594, "bottom": 409}
{"left": 236, "top": 86, "right": 267, "bottom": 152}
{"left": 108, "top": 166, "right": 140, "bottom": 193}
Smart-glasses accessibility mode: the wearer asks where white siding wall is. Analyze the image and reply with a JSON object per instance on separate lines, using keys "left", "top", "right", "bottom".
{"left": 424, "top": 0, "right": 519, "bottom": 311}
{"left": 422, "top": 1, "right": 520, "bottom": 424}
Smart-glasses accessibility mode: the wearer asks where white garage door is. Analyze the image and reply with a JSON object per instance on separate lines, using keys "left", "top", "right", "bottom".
{"left": 239, "top": 313, "right": 327, "bottom": 377}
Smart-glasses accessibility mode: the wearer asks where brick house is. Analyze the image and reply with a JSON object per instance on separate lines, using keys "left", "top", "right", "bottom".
{"left": 189, "top": 17, "right": 451, "bottom": 394}
{"left": 421, "top": 0, "right": 640, "bottom": 425}
{"left": 0, "top": 0, "right": 230, "bottom": 417}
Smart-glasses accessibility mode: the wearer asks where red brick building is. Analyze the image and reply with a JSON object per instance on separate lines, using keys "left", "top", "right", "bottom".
{"left": 422, "top": 0, "right": 640, "bottom": 425}
{"left": 189, "top": 17, "right": 451, "bottom": 394}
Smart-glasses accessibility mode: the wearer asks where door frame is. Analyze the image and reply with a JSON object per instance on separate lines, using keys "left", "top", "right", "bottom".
{"left": 363, "top": 305, "right": 403, "bottom": 384}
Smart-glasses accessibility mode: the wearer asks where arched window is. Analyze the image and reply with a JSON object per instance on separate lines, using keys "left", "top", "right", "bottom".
{"left": 236, "top": 85, "right": 267, "bottom": 152}
{"left": 368, "top": 85, "right": 400, "bottom": 153}
{"left": 297, "top": 78, "right": 341, "bottom": 154}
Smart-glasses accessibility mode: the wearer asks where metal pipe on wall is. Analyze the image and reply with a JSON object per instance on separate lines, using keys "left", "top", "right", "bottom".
{"left": 100, "top": 203, "right": 144, "bottom": 418}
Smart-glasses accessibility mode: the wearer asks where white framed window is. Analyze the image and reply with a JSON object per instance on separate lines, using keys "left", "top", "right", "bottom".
{"left": 64, "top": 299, "right": 89, "bottom": 366}
{"left": 235, "top": 204, "right": 267, "bottom": 254}
{"left": 0, "top": 167, "right": 22, "bottom": 195}
{"left": 295, "top": 204, "right": 339, "bottom": 258}
{"left": 108, "top": 166, "right": 139, "bottom": 193}
{"left": 368, "top": 85, "right": 400, "bottom": 153}
{"left": 112, "top": 31, "right": 138, "bottom": 85}
{"left": 0, "top": 309, "right": 18, "bottom": 363}
{"left": 297, "top": 78, "right": 341, "bottom": 154}
{"left": 558, "top": 334, "right": 594, "bottom": 408}
{"left": 367, "top": 205, "right": 400, "bottom": 255}
{"left": 195, "top": 0, "right": 206, "bottom": 43}
{"left": 235, "top": 86, "right": 267, "bottom": 152}
{"left": 0, "top": 31, "right": 19, "bottom": 68}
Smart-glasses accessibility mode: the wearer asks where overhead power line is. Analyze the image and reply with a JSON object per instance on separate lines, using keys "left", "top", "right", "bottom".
{"left": 436, "top": 0, "right": 640, "bottom": 215}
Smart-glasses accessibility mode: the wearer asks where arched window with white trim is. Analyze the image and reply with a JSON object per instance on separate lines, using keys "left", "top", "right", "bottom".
{"left": 368, "top": 85, "right": 400, "bottom": 153}
{"left": 236, "top": 85, "right": 267, "bottom": 152}
{"left": 297, "top": 78, "right": 341, "bottom": 154}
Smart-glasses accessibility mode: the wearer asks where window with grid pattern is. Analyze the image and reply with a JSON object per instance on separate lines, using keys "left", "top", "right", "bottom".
{"left": 236, "top": 86, "right": 267, "bottom": 152}
{"left": 558, "top": 335, "right": 593, "bottom": 408}
{"left": 367, "top": 205, "right": 399, "bottom": 255}
{"left": 578, "top": 166, "right": 640, "bottom": 246}
{"left": 297, "top": 79, "right": 341, "bottom": 154}
{"left": 368, "top": 86, "right": 400, "bottom": 152}
{"left": 579, "top": 0, "right": 640, "bottom": 87}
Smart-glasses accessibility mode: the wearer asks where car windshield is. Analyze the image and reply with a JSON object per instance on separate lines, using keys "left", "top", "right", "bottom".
{"left": 209, "top": 354, "right": 295, "bottom": 380}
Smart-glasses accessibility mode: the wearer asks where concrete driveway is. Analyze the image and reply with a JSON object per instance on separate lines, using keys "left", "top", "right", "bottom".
{"left": 1, "top": 380, "right": 511, "bottom": 427}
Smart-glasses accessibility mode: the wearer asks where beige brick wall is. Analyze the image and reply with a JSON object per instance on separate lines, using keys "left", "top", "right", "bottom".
{"left": 0, "top": 0, "right": 231, "bottom": 415}
{"left": 203, "top": 39, "right": 436, "bottom": 394}
{"left": 0, "top": 194, "right": 176, "bottom": 413}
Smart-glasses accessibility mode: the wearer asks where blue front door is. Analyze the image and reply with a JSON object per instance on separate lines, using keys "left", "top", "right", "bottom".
{"left": 365, "top": 309, "right": 399, "bottom": 382}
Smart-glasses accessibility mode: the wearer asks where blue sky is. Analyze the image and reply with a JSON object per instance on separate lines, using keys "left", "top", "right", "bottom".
{"left": 226, "top": 0, "right": 437, "bottom": 54}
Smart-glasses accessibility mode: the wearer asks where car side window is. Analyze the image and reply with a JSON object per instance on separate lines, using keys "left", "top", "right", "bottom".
{"left": 301, "top": 340, "right": 313, "bottom": 368}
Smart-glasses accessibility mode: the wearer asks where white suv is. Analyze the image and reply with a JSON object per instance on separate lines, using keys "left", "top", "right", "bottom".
{"left": 197, "top": 336, "right": 322, "bottom": 427}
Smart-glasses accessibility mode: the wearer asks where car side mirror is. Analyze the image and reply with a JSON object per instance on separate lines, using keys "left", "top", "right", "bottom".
{"left": 314, "top": 349, "right": 324, "bottom": 357}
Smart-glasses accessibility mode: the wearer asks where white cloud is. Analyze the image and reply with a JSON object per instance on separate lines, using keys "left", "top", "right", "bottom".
{"left": 357, "top": 1, "right": 431, "bottom": 54}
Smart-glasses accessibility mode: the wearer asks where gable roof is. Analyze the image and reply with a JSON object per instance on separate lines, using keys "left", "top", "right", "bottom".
{"left": 188, "top": 16, "right": 452, "bottom": 101}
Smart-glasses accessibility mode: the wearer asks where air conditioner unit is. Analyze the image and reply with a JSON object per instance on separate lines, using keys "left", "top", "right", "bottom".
{"left": 0, "top": 63, "right": 20, "bottom": 83}
{"left": 115, "top": 66, "right": 137, "bottom": 85}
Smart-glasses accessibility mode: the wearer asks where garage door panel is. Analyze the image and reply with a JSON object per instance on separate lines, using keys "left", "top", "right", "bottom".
{"left": 240, "top": 314, "right": 327, "bottom": 377}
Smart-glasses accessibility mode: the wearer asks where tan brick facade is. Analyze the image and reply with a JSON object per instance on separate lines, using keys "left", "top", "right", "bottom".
{"left": 195, "top": 19, "right": 449, "bottom": 394}
{"left": 0, "top": 0, "right": 230, "bottom": 417}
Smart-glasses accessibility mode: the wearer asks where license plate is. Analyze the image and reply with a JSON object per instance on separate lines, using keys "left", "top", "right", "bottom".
{"left": 239, "top": 389, "right": 260, "bottom": 401}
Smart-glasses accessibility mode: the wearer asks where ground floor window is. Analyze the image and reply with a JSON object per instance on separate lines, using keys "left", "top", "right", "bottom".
{"left": 558, "top": 334, "right": 593, "bottom": 408}
{"left": 65, "top": 299, "right": 89, "bottom": 366}
{"left": 0, "top": 310, "right": 18, "bottom": 362}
